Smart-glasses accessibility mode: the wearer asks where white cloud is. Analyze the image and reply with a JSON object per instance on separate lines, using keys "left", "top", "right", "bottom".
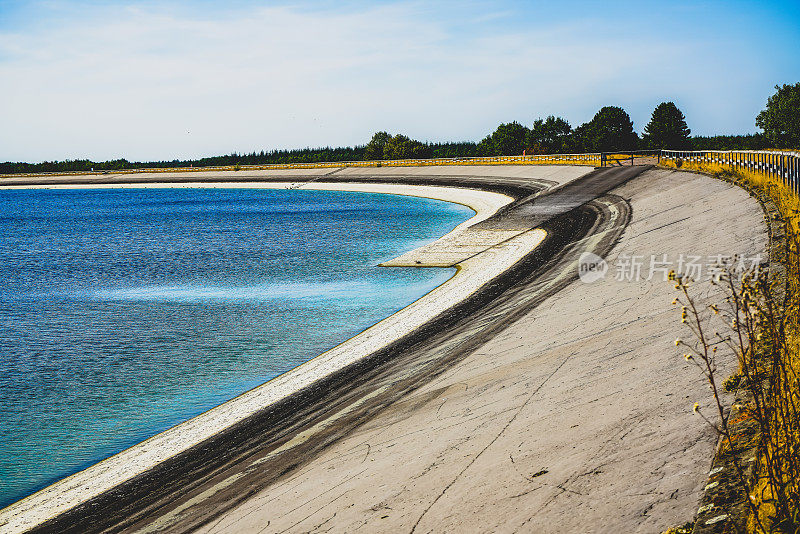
{"left": 0, "top": 1, "right": 791, "bottom": 162}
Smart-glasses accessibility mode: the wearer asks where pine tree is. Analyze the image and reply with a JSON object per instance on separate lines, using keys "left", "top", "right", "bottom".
{"left": 642, "top": 102, "right": 691, "bottom": 149}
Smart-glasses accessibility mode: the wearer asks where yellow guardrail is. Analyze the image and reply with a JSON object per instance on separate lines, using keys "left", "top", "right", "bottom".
{"left": 0, "top": 153, "right": 604, "bottom": 179}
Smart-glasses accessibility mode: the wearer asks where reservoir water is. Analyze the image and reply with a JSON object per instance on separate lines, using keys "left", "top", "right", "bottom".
{"left": 0, "top": 186, "right": 472, "bottom": 508}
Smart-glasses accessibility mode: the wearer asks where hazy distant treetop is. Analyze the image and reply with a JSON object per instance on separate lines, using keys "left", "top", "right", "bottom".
{"left": 490, "top": 122, "right": 529, "bottom": 156}
{"left": 362, "top": 131, "right": 432, "bottom": 160}
{"left": 475, "top": 135, "right": 495, "bottom": 157}
{"left": 527, "top": 116, "right": 572, "bottom": 154}
{"left": 689, "top": 133, "right": 769, "bottom": 151}
{"left": 642, "top": 102, "right": 691, "bottom": 150}
{"left": 756, "top": 83, "right": 800, "bottom": 148}
{"left": 382, "top": 134, "right": 429, "bottom": 160}
{"left": 364, "top": 131, "right": 392, "bottom": 160}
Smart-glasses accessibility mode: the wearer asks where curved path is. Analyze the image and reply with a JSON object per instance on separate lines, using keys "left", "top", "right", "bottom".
{"left": 0, "top": 165, "right": 766, "bottom": 533}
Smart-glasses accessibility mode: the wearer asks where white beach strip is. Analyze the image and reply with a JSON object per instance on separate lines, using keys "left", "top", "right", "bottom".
{"left": 0, "top": 182, "right": 545, "bottom": 533}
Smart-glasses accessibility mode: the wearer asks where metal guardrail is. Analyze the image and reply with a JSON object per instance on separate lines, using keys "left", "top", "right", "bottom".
{"left": 2, "top": 150, "right": 798, "bottom": 201}
{"left": 599, "top": 150, "right": 662, "bottom": 166}
{"left": 661, "top": 149, "right": 800, "bottom": 197}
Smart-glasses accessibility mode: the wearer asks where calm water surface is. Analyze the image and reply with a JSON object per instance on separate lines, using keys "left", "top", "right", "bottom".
{"left": 0, "top": 187, "right": 472, "bottom": 507}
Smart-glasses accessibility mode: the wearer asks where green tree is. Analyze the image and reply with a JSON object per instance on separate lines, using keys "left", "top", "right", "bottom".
{"left": 527, "top": 116, "right": 572, "bottom": 154}
{"left": 577, "top": 106, "right": 639, "bottom": 152}
{"left": 689, "top": 134, "right": 769, "bottom": 151}
{"left": 475, "top": 135, "right": 496, "bottom": 156}
{"left": 567, "top": 122, "right": 590, "bottom": 153}
{"left": 490, "top": 121, "right": 529, "bottom": 156}
{"left": 364, "top": 131, "right": 392, "bottom": 160}
{"left": 641, "top": 102, "right": 691, "bottom": 149}
{"left": 756, "top": 83, "right": 800, "bottom": 148}
{"left": 383, "top": 134, "right": 429, "bottom": 159}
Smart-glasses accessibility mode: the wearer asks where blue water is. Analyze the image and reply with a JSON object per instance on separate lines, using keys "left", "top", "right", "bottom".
{"left": 0, "top": 187, "right": 472, "bottom": 508}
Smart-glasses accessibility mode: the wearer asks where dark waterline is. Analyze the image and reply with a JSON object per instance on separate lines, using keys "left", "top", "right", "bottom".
{"left": 0, "top": 187, "right": 472, "bottom": 508}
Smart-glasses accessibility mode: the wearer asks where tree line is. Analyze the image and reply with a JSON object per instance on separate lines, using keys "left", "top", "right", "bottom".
{"left": 2, "top": 83, "right": 797, "bottom": 175}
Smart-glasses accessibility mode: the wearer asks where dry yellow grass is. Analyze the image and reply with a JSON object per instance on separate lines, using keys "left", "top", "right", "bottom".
{"left": 661, "top": 151, "right": 800, "bottom": 532}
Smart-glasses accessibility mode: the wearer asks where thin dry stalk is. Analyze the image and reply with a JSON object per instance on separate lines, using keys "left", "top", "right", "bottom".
{"left": 671, "top": 235, "right": 799, "bottom": 533}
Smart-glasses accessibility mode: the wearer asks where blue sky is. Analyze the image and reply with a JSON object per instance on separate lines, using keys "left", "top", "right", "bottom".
{"left": 1, "top": 0, "right": 798, "bottom": 162}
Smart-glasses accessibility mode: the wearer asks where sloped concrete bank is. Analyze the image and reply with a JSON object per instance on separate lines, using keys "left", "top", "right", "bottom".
{"left": 0, "top": 165, "right": 645, "bottom": 533}
{"left": 186, "top": 168, "right": 767, "bottom": 534}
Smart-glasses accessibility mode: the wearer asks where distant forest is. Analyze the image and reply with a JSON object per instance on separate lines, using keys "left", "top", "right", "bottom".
{"left": 0, "top": 96, "right": 787, "bottom": 176}
{"left": 0, "top": 134, "right": 773, "bottom": 176}
{"left": 0, "top": 141, "right": 483, "bottom": 175}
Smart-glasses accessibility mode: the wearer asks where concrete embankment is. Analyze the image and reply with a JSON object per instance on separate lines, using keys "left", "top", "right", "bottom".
{"left": 189, "top": 168, "right": 766, "bottom": 534}
{"left": 0, "top": 165, "right": 766, "bottom": 534}
{"left": 0, "top": 165, "right": 613, "bottom": 533}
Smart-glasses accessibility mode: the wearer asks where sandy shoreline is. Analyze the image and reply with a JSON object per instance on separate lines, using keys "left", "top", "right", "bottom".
{"left": 0, "top": 180, "right": 540, "bottom": 533}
